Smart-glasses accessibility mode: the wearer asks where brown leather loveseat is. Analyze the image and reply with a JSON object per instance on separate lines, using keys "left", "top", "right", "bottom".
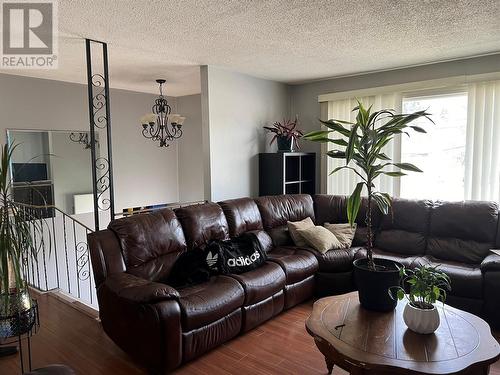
{"left": 88, "top": 194, "right": 500, "bottom": 374}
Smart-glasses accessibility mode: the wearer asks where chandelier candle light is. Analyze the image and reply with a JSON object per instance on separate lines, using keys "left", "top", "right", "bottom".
{"left": 140, "top": 79, "right": 185, "bottom": 148}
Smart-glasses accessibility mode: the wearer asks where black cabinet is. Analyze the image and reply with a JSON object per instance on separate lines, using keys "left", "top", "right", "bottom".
{"left": 259, "top": 152, "right": 316, "bottom": 196}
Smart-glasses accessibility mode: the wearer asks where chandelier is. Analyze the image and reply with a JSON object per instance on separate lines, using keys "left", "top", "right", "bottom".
{"left": 139, "top": 79, "right": 185, "bottom": 148}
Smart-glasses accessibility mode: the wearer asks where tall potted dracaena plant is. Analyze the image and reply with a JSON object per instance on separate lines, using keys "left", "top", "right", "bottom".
{"left": 304, "top": 100, "right": 432, "bottom": 311}
{"left": 0, "top": 143, "right": 42, "bottom": 340}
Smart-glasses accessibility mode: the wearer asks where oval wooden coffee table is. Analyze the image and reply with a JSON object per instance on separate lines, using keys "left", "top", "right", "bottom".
{"left": 306, "top": 292, "right": 500, "bottom": 374}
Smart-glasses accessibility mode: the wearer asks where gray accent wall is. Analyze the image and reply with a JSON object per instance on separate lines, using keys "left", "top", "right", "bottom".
{"left": 201, "top": 66, "right": 290, "bottom": 201}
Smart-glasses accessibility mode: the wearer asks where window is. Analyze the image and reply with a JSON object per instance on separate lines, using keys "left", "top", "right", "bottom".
{"left": 323, "top": 78, "right": 500, "bottom": 202}
{"left": 400, "top": 92, "right": 468, "bottom": 200}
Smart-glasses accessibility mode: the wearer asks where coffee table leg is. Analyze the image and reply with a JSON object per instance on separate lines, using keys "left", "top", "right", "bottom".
{"left": 325, "top": 357, "right": 334, "bottom": 374}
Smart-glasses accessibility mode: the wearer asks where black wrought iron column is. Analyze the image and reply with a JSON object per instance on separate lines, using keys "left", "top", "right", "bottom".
{"left": 85, "top": 39, "right": 115, "bottom": 231}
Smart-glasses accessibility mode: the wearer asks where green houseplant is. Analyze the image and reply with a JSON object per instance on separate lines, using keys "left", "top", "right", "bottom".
{"left": 304, "top": 100, "right": 432, "bottom": 311}
{"left": 391, "top": 265, "right": 451, "bottom": 334}
{"left": 0, "top": 143, "right": 43, "bottom": 341}
{"left": 264, "top": 117, "right": 303, "bottom": 152}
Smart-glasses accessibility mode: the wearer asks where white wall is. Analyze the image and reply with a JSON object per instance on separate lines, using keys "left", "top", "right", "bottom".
{"left": 290, "top": 53, "right": 500, "bottom": 190}
{"left": 10, "top": 131, "right": 50, "bottom": 165}
{"left": 0, "top": 73, "right": 182, "bottom": 214}
{"left": 177, "top": 94, "right": 204, "bottom": 202}
{"left": 201, "top": 66, "right": 290, "bottom": 202}
{"left": 50, "top": 131, "right": 93, "bottom": 213}
{"left": 110, "top": 89, "right": 179, "bottom": 210}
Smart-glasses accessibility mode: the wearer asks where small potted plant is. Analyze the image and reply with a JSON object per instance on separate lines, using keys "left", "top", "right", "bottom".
{"left": 264, "top": 117, "right": 303, "bottom": 152}
{"left": 390, "top": 265, "right": 451, "bottom": 334}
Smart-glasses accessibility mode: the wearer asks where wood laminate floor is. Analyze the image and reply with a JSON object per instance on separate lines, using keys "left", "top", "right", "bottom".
{"left": 0, "top": 293, "right": 499, "bottom": 375}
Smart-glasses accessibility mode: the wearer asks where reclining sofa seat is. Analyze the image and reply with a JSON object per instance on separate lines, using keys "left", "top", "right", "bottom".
{"left": 88, "top": 209, "right": 187, "bottom": 373}
{"left": 367, "top": 198, "right": 432, "bottom": 268}
{"left": 170, "top": 203, "right": 248, "bottom": 362}
{"left": 416, "top": 200, "right": 500, "bottom": 317}
{"left": 220, "top": 196, "right": 319, "bottom": 309}
{"left": 175, "top": 202, "right": 286, "bottom": 334}
{"left": 354, "top": 198, "right": 500, "bottom": 324}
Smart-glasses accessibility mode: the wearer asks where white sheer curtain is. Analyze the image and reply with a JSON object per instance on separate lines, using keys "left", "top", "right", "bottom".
{"left": 464, "top": 80, "right": 500, "bottom": 202}
{"left": 325, "top": 93, "right": 402, "bottom": 196}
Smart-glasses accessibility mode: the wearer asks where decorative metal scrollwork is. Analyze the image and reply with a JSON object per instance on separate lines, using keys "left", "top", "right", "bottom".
{"left": 76, "top": 241, "right": 90, "bottom": 281}
{"left": 95, "top": 157, "right": 111, "bottom": 210}
{"left": 69, "top": 132, "right": 97, "bottom": 149}
{"left": 91, "top": 74, "right": 108, "bottom": 129}
{"left": 86, "top": 39, "right": 115, "bottom": 231}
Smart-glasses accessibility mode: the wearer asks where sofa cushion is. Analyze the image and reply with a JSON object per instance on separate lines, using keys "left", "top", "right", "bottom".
{"left": 427, "top": 200, "right": 499, "bottom": 264}
{"left": 427, "top": 237, "right": 492, "bottom": 265}
{"left": 249, "top": 229, "right": 274, "bottom": 253}
{"left": 324, "top": 223, "right": 356, "bottom": 248}
{"left": 175, "top": 203, "right": 229, "bottom": 250}
{"left": 287, "top": 217, "right": 315, "bottom": 247}
{"left": 255, "top": 194, "right": 315, "bottom": 229}
{"left": 308, "top": 247, "right": 362, "bottom": 273}
{"left": 355, "top": 248, "right": 420, "bottom": 269}
{"left": 380, "top": 198, "right": 431, "bottom": 232}
{"left": 375, "top": 198, "right": 431, "bottom": 255}
{"left": 178, "top": 275, "right": 244, "bottom": 331}
{"left": 414, "top": 255, "right": 482, "bottom": 299}
{"left": 229, "top": 261, "right": 286, "bottom": 305}
{"left": 352, "top": 226, "right": 369, "bottom": 247}
{"left": 375, "top": 230, "right": 426, "bottom": 256}
{"left": 313, "top": 194, "right": 382, "bottom": 246}
{"left": 108, "top": 209, "right": 187, "bottom": 281}
{"left": 267, "top": 246, "right": 319, "bottom": 284}
{"left": 218, "top": 198, "right": 263, "bottom": 237}
{"left": 267, "top": 225, "right": 293, "bottom": 247}
{"left": 313, "top": 194, "right": 347, "bottom": 225}
{"left": 297, "top": 225, "right": 342, "bottom": 253}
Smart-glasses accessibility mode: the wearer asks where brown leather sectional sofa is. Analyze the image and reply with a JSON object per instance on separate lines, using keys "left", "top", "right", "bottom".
{"left": 88, "top": 194, "right": 500, "bottom": 374}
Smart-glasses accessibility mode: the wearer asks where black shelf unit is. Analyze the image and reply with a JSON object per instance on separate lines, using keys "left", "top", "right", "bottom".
{"left": 259, "top": 152, "right": 316, "bottom": 196}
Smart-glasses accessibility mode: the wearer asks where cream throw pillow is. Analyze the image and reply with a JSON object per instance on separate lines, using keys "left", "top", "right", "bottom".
{"left": 324, "top": 223, "right": 357, "bottom": 248}
{"left": 287, "top": 217, "right": 314, "bottom": 247}
{"left": 296, "top": 226, "right": 343, "bottom": 253}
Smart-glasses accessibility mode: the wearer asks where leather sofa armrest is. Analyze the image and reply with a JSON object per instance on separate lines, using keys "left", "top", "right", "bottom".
{"left": 481, "top": 253, "right": 500, "bottom": 272}
{"left": 98, "top": 273, "right": 183, "bottom": 372}
{"left": 103, "top": 272, "right": 179, "bottom": 304}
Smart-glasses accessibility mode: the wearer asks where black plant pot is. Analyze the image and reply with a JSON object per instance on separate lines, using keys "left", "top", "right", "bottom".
{"left": 277, "top": 136, "right": 294, "bottom": 152}
{"left": 353, "top": 258, "right": 401, "bottom": 312}
{"left": 0, "top": 290, "right": 35, "bottom": 338}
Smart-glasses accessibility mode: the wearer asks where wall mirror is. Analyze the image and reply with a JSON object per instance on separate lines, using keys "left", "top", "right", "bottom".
{"left": 7, "top": 129, "right": 98, "bottom": 215}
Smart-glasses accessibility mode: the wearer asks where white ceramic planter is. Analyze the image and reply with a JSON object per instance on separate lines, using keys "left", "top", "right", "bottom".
{"left": 403, "top": 302, "right": 440, "bottom": 334}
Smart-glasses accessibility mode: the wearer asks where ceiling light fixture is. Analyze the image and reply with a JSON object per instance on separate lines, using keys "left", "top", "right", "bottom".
{"left": 139, "top": 79, "right": 185, "bottom": 148}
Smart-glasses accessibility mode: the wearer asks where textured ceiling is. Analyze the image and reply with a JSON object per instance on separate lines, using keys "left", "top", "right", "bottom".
{"left": 2, "top": 0, "right": 499, "bottom": 96}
